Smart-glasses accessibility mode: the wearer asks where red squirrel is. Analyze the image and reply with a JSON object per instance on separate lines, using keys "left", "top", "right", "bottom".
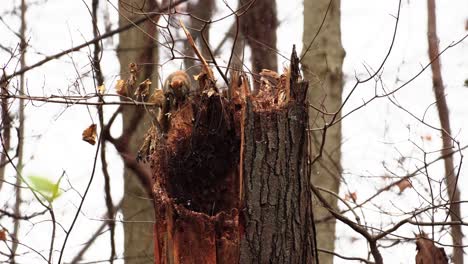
{"left": 159, "top": 70, "right": 192, "bottom": 133}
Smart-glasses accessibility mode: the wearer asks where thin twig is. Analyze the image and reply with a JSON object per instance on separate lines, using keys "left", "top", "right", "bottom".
{"left": 69, "top": 200, "right": 123, "bottom": 264}
{"left": 0, "top": 208, "right": 47, "bottom": 220}
{"left": 317, "top": 248, "right": 375, "bottom": 264}
{"left": 88, "top": 0, "right": 116, "bottom": 261}
{"left": 58, "top": 129, "right": 103, "bottom": 263}
{"left": 0, "top": 93, "right": 159, "bottom": 106}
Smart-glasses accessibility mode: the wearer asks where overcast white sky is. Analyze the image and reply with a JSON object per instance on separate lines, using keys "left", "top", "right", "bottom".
{"left": 1, "top": 0, "right": 467, "bottom": 263}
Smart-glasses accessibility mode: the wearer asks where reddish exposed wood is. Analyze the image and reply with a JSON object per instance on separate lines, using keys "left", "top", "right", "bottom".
{"left": 152, "top": 94, "right": 241, "bottom": 264}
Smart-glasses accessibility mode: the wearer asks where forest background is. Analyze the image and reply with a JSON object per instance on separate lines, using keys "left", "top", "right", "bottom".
{"left": 0, "top": 0, "right": 467, "bottom": 263}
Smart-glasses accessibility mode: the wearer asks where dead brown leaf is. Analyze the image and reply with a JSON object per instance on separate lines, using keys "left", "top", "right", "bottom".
{"left": 415, "top": 234, "right": 448, "bottom": 264}
{"left": 135, "top": 79, "right": 152, "bottom": 99}
{"left": 396, "top": 178, "right": 412, "bottom": 193}
{"left": 115, "top": 80, "right": 127, "bottom": 96}
{"left": 421, "top": 134, "right": 432, "bottom": 141}
{"left": 137, "top": 125, "right": 158, "bottom": 163}
{"left": 0, "top": 229, "right": 6, "bottom": 241}
{"left": 128, "top": 63, "right": 138, "bottom": 88}
{"left": 82, "top": 124, "right": 97, "bottom": 145}
{"left": 129, "top": 62, "right": 138, "bottom": 75}
{"left": 148, "top": 89, "right": 165, "bottom": 107}
{"left": 344, "top": 192, "right": 357, "bottom": 202}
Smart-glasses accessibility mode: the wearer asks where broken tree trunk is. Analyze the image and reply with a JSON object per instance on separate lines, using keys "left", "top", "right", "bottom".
{"left": 150, "top": 48, "right": 316, "bottom": 263}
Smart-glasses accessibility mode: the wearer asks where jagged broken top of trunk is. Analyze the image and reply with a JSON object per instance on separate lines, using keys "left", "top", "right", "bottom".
{"left": 149, "top": 46, "right": 306, "bottom": 217}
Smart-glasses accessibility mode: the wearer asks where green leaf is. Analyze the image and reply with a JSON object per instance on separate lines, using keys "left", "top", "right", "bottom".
{"left": 27, "top": 175, "right": 63, "bottom": 203}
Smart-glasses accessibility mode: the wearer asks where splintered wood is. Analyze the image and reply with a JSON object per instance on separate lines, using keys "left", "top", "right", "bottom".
{"left": 252, "top": 67, "right": 292, "bottom": 109}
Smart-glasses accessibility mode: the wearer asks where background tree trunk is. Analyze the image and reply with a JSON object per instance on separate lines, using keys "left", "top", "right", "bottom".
{"left": 239, "top": 0, "right": 278, "bottom": 89}
{"left": 11, "top": 0, "right": 27, "bottom": 262}
{"left": 118, "top": 1, "right": 159, "bottom": 262}
{"left": 183, "top": 0, "right": 215, "bottom": 80}
{"left": 302, "top": 0, "right": 345, "bottom": 263}
{"left": 427, "top": 0, "right": 463, "bottom": 263}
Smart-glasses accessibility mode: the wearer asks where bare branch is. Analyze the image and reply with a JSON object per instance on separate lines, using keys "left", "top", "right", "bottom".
{"left": 4, "top": 0, "right": 188, "bottom": 81}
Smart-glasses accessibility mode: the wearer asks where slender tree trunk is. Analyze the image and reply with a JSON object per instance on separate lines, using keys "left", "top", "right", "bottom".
{"left": 302, "top": 0, "right": 345, "bottom": 263}
{"left": 11, "top": 0, "right": 27, "bottom": 262}
{"left": 118, "top": 0, "right": 159, "bottom": 262}
{"left": 0, "top": 75, "right": 10, "bottom": 192}
{"left": 427, "top": 0, "right": 463, "bottom": 263}
{"left": 239, "top": 0, "right": 278, "bottom": 89}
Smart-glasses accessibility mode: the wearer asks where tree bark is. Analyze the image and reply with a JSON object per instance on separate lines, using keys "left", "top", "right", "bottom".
{"left": 118, "top": 0, "right": 159, "bottom": 262}
{"left": 239, "top": 65, "right": 314, "bottom": 263}
{"left": 0, "top": 75, "right": 10, "bottom": 192}
{"left": 151, "top": 49, "right": 315, "bottom": 263}
{"left": 426, "top": 0, "right": 463, "bottom": 263}
{"left": 302, "top": 0, "right": 345, "bottom": 263}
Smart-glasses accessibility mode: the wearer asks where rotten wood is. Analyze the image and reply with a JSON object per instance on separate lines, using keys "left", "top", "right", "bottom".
{"left": 152, "top": 93, "right": 241, "bottom": 264}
